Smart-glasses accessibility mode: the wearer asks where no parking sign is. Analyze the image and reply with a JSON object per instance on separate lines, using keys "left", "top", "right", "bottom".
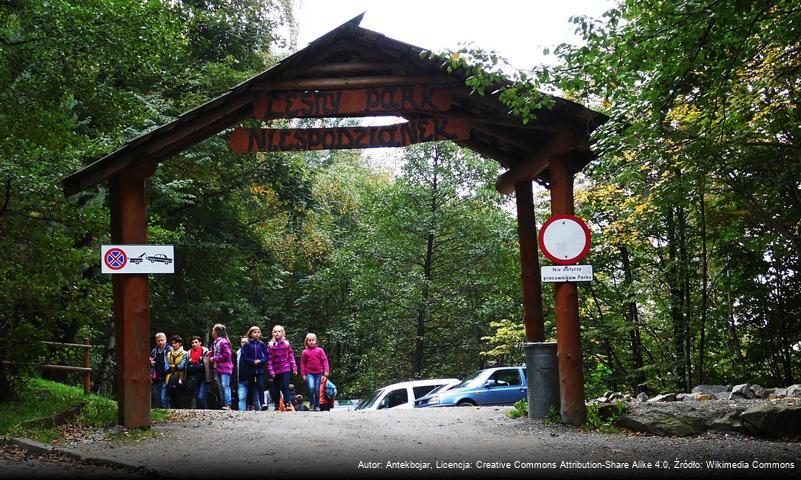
{"left": 101, "top": 245, "right": 174, "bottom": 274}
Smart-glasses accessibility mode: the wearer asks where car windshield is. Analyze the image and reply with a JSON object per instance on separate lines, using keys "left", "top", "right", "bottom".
{"left": 451, "top": 370, "right": 484, "bottom": 390}
{"left": 425, "top": 384, "right": 451, "bottom": 396}
{"left": 356, "top": 388, "right": 384, "bottom": 409}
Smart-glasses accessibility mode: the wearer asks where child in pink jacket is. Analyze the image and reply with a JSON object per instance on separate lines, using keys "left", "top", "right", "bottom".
{"left": 300, "top": 333, "right": 329, "bottom": 411}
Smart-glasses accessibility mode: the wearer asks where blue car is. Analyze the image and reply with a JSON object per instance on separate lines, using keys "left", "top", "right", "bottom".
{"left": 414, "top": 366, "right": 527, "bottom": 408}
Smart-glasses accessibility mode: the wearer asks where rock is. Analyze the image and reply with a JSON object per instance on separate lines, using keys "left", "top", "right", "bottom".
{"left": 729, "top": 384, "right": 755, "bottom": 399}
{"left": 751, "top": 384, "right": 767, "bottom": 399}
{"left": 771, "top": 388, "right": 787, "bottom": 399}
{"left": 619, "top": 411, "right": 706, "bottom": 437}
{"left": 676, "top": 393, "right": 687, "bottom": 401}
{"left": 608, "top": 392, "right": 625, "bottom": 402}
{"left": 787, "top": 384, "right": 801, "bottom": 398}
{"left": 692, "top": 385, "right": 728, "bottom": 395}
{"left": 708, "top": 413, "right": 749, "bottom": 434}
{"left": 683, "top": 393, "right": 714, "bottom": 402}
{"left": 714, "top": 391, "right": 731, "bottom": 400}
{"left": 648, "top": 393, "right": 678, "bottom": 402}
{"left": 110, "top": 425, "right": 128, "bottom": 435}
{"left": 624, "top": 394, "right": 632, "bottom": 402}
{"left": 739, "top": 403, "right": 801, "bottom": 438}
{"left": 636, "top": 392, "right": 649, "bottom": 402}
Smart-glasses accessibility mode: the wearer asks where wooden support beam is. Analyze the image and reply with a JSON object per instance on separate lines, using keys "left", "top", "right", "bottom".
{"left": 110, "top": 168, "right": 151, "bottom": 430}
{"left": 515, "top": 180, "right": 545, "bottom": 342}
{"left": 456, "top": 139, "right": 519, "bottom": 169}
{"left": 250, "top": 76, "right": 458, "bottom": 91}
{"left": 495, "top": 132, "right": 583, "bottom": 195}
{"left": 548, "top": 158, "right": 586, "bottom": 426}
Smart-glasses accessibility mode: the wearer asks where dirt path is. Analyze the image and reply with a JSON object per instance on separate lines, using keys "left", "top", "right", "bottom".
{"left": 45, "top": 407, "right": 801, "bottom": 478}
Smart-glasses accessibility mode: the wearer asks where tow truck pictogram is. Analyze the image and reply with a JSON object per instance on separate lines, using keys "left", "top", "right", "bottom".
{"left": 129, "top": 253, "right": 146, "bottom": 264}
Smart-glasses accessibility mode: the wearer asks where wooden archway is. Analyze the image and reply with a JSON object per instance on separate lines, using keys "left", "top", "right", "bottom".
{"left": 62, "top": 15, "right": 606, "bottom": 428}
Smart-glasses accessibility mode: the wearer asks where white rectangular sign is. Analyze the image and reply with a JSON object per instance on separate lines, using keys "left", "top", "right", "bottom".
{"left": 541, "top": 265, "right": 593, "bottom": 283}
{"left": 101, "top": 245, "right": 174, "bottom": 274}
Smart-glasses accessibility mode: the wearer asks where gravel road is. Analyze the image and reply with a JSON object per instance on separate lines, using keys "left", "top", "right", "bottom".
{"left": 49, "top": 406, "right": 800, "bottom": 479}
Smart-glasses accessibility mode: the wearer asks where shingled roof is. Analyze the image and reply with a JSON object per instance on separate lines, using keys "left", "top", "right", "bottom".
{"left": 62, "top": 14, "right": 606, "bottom": 197}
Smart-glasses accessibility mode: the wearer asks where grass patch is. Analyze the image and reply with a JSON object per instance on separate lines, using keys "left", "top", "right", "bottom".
{"left": 0, "top": 377, "right": 165, "bottom": 443}
{"left": 507, "top": 399, "right": 528, "bottom": 419}
{"left": 581, "top": 401, "right": 626, "bottom": 433}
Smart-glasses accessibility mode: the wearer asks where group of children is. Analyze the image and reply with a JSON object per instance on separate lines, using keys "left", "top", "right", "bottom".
{"left": 150, "top": 323, "right": 333, "bottom": 412}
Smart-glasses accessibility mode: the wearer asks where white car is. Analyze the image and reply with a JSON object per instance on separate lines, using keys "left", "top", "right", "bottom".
{"left": 355, "top": 378, "right": 460, "bottom": 410}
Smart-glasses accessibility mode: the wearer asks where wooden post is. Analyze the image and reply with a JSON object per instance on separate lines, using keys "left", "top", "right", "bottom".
{"left": 83, "top": 338, "right": 91, "bottom": 395}
{"left": 515, "top": 180, "right": 545, "bottom": 342}
{"left": 548, "top": 158, "right": 586, "bottom": 425}
{"left": 109, "top": 166, "right": 151, "bottom": 429}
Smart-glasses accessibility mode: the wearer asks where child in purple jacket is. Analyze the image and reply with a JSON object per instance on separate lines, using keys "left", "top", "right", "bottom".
{"left": 300, "top": 333, "right": 329, "bottom": 411}
{"left": 210, "top": 324, "right": 234, "bottom": 409}
{"left": 267, "top": 325, "right": 297, "bottom": 411}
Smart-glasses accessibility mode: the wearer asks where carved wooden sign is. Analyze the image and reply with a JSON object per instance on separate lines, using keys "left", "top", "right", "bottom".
{"left": 229, "top": 118, "right": 471, "bottom": 153}
{"left": 252, "top": 85, "right": 452, "bottom": 118}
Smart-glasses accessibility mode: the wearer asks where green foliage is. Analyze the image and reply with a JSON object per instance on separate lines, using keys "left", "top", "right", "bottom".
{"left": 544, "top": 405, "right": 561, "bottom": 425}
{"left": 582, "top": 402, "right": 625, "bottom": 434}
{"left": 0, "top": 0, "right": 295, "bottom": 397}
{"left": 584, "top": 363, "right": 614, "bottom": 400}
{"left": 507, "top": 399, "right": 528, "bottom": 419}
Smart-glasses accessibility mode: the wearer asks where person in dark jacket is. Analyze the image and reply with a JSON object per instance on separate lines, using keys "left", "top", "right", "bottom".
{"left": 240, "top": 326, "right": 269, "bottom": 411}
{"left": 186, "top": 336, "right": 210, "bottom": 409}
{"left": 150, "top": 332, "right": 171, "bottom": 408}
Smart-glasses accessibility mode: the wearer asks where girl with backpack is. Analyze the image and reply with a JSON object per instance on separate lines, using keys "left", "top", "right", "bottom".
{"left": 300, "top": 333, "right": 329, "bottom": 411}
{"left": 210, "top": 324, "right": 234, "bottom": 410}
{"left": 267, "top": 325, "right": 297, "bottom": 411}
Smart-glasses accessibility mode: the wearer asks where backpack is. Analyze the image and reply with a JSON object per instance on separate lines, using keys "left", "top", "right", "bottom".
{"left": 324, "top": 378, "right": 337, "bottom": 400}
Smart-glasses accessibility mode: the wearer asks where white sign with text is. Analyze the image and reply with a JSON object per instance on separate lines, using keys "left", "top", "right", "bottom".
{"left": 541, "top": 265, "right": 593, "bottom": 283}
{"left": 101, "top": 245, "right": 174, "bottom": 274}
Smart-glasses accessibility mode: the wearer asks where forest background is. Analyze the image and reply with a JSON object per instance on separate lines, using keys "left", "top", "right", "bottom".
{"left": 1, "top": 0, "right": 799, "bottom": 401}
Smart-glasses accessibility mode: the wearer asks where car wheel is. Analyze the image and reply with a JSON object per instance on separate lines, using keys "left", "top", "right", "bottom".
{"left": 457, "top": 400, "right": 476, "bottom": 407}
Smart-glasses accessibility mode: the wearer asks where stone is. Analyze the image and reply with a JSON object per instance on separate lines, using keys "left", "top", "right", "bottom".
{"left": 676, "top": 393, "right": 687, "bottom": 401}
{"left": 683, "top": 393, "right": 714, "bottom": 402}
{"left": 619, "top": 411, "right": 706, "bottom": 437}
{"left": 729, "top": 384, "right": 755, "bottom": 400}
{"left": 714, "top": 391, "right": 731, "bottom": 400}
{"left": 787, "top": 384, "right": 801, "bottom": 398}
{"left": 751, "top": 384, "right": 767, "bottom": 399}
{"left": 648, "top": 393, "right": 678, "bottom": 402}
{"left": 739, "top": 403, "right": 801, "bottom": 438}
{"left": 636, "top": 392, "right": 649, "bottom": 402}
{"left": 624, "top": 394, "right": 633, "bottom": 402}
{"left": 708, "top": 413, "right": 749, "bottom": 434}
{"left": 691, "top": 385, "right": 728, "bottom": 395}
{"left": 608, "top": 392, "right": 625, "bottom": 402}
{"left": 771, "top": 388, "right": 787, "bottom": 399}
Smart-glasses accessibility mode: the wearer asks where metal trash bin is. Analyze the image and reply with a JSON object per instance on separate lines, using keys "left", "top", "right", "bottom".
{"left": 524, "top": 342, "right": 559, "bottom": 419}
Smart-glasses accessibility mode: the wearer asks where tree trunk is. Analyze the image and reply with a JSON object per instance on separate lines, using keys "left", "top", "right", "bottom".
{"left": 666, "top": 209, "right": 688, "bottom": 392}
{"left": 620, "top": 245, "right": 646, "bottom": 394}
{"left": 697, "top": 183, "right": 709, "bottom": 385}
{"left": 677, "top": 205, "right": 692, "bottom": 391}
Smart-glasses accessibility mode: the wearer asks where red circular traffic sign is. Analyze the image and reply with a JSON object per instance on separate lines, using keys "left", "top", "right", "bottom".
{"left": 104, "top": 247, "right": 128, "bottom": 270}
{"left": 538, "top": 214, "right": 591, "bottom": 265}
